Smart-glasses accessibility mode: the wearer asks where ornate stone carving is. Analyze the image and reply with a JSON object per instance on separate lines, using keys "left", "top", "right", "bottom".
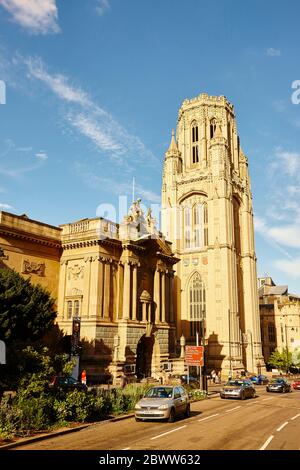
{"left": 68, "top": 264, "right": 84, "bottom": 280}
{"left": 22, "top": 259, "right": 45, "bottom": 277}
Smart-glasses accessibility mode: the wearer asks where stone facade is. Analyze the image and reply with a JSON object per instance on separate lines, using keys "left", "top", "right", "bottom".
{"left": 161, "top": 93, "right": 265, "bottom": 374}
{"left": 259, "top": 277, "right": 300, "bottom": 365}
{"left": 0, "top": 92, "right": 267, "bottom": 380}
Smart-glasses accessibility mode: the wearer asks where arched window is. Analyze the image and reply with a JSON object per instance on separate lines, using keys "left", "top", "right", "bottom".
{"left": 67, "top": 301, "right": 73, "bottom": 319}
{"left": 210, "top": 118, "right": 217, "bottom": 139}
{"left": 74, "top": 300, "right": 80, "bottom": 316}
{"left": 189, "top": 273, "right": 206, "bottom": 337}
{"left": 191, "top": 121, "right": 199, "bottom": 164}
{"left": 194, "top": 204, "right": 202, "bottom": 248}
{"left": 203, "top": 202, "right": 208, "bottom": 246}
{"left": 184, "top": 206, "right": 192, "bottom": 249}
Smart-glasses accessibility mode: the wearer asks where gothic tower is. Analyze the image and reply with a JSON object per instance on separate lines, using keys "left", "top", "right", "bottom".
{"left": 161, "top": 93, "right": 265, "bottom": 374}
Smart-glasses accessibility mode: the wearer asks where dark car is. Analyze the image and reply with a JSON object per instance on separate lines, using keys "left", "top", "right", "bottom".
{"left": 266, "top": 378, "right": 291, "bottom": 393}
{"left": 249, "top": 374, "right": 269, "bottom": 385}
{"left": 49, "top": 376, "right": 87, "bottom": 392}
{"left": 220, "top": 379, "right": 256, "bottom": 400}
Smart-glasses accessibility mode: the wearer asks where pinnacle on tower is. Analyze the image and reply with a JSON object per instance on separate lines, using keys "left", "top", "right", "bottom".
{"left": 167, "top": 129, "right": 178, "bottom": 154}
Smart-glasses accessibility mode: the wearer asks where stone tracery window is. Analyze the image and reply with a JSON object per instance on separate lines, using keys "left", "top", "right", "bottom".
{"left": 189, "top": 272, "right": 206, "bottom": 337}
{"left": 210, "top": 118, "right": 217, "bottom": 139}
{"left": 183, "top": 201, "right": 208, "bottom": 250}
{"left": 191, "top": 121, "right": 199, "bottom": 164}
{"left": 67, "top": 301, "right": 73, "bottom": 319}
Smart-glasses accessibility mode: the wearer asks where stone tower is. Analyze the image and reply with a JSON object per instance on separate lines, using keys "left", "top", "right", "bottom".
{"left": 161, "top": 93, "right": 265, "bottom": 374}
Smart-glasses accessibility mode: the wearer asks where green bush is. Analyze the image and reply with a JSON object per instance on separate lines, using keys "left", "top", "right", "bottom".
{"left": 53, "top": 390, "right": 106, "bottom": 423}
{"left": 0, "top": 397, "right": 22, "bottom": 440}
{"left": 188, "top": 389, "right": 207, "bottom": 401}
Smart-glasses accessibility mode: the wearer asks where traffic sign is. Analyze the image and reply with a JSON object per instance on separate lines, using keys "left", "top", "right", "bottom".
{"left": 185, "top": 345, "right": 204, "bottom": 366}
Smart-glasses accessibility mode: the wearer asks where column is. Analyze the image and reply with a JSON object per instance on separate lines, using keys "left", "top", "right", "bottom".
{"left": 103, "top": 260, "right": 111, "bottom": 320}
{"left": 82, "top": 257, "right": 91, "bottom": 318}
{"left": 89, "top": 257, "right": 100, "bottom": 319}
{"left": 154, "top": 269, "right": 160, "bottom": 323}
{"left": 169, "top": 273, "right": 174, "bottom": 323}
{"left": 99, "top": 259, "right": 104, "bottom": 318}
{"left": 142, "top": 302, "right": 147, "bottom": 322}
{"left": 116, "top": 263, "right": 123, "bottom": 319}
{"left": 57, "top": 260, "right": 68, "bottom": 319}
{"left": 122, "top": 261, "right": 131, "bottom": 320}
{"left": 161, "top": 271, "right": 166, "bottom": 323}
{"left": 132, "top": 265, "right": 137, "bottom": 321}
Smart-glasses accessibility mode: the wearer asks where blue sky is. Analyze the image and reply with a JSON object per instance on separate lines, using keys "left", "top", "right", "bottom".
{"left": 0, "top": 0, "right": 300, "bottom": 293}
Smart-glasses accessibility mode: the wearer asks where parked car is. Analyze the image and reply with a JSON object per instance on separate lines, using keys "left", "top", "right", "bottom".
{"left": 292, "top": 380, "right": 300, "bottom": 390}
{"left": 249, "top": 374, "right": 269, "bottom": 385}
{"left": 220, "top": 379, "right": 256, "bottom": 400}
{"left": 134, "top": 385, "right": 190, "bottom": 422}
{"left": 266, "top": 378, "right": 291, "bottom": 393}
{"left": 49, "top": 376, "right": 87, "bottom": 392}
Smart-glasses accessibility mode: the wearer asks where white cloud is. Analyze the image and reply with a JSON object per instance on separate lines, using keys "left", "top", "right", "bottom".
{"left": 95, "top": 0, "right": 110, "bottom": 16}
{"left": 0, "top": 0, "right": 60, "bottom": 34}
{"left": 35, "top": 151, "right": 48, "bottom": 160}
{"left": 269, "top": 225, "right": 300, "bottom": 248}
{"left": 274, "top": 257, "right": 300, "bottom": 279}
{"left": 266, "top": 47, "right": 281, "bottom": 57}
{"left": 25, "top": 57, "right": 91, "bottom": 106}
{"left": 254, "top": 215, "right": 292, "bottom": 258}
{"left": 0, "top": 203, "right": 13, "bottom": 210}
{"left": 275, "top": 149, "right": 300, "bottom": 178}
{"left": 24, "top": 56, "right": 158, "bottom": 167}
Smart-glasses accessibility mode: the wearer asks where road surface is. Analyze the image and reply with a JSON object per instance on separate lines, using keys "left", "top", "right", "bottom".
{"left": 15, "top": 388, "right": 300, "bottom": 450}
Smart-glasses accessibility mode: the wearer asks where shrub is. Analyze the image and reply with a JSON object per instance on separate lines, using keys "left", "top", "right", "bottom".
{"left": 53, "top": 390, "right": 106, "bottom": 423}
{"left": 0, "top": 397, "right": 22, "bottom": 439}
{"left": 188, "top": 389, "right": 207, "bottom": 401}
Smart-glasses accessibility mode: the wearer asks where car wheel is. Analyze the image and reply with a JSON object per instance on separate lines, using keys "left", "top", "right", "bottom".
{"left": 184, "top": 404, "right": 191, "bottom": 418}
{"left": 240, "top": 392, "right": 245, "bottom": 400}
{"left": 168, "top": 408, "right": 176, "bottom": 423}
{"left": 135, "top": 417, "right": 142, "bottom": 422}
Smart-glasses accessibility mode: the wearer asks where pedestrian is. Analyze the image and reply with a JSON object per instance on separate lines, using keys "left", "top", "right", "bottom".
{"left": 81, "top": 369, "right": 87, "bottom": 386}
{"left": 120, "top": 373, "right": 127, "bottom": 389}
{"left": 211, "top": 369, "right": 216, "bottom": 383}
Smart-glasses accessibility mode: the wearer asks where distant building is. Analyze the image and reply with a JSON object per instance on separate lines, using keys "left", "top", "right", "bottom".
{"left": 258, "top": 277, "right": 300, "bottom": 364}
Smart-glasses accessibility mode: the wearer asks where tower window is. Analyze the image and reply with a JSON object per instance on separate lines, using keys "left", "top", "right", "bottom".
{"left": 210, "top": 118, "right": 217, "bottom": 139}
{"left": 189, "top": 272, "right": 206, "bottom": 338}
{"left": 191, "top": 122, "right": 199, "bottom": 164}
{"left": 184, "top": 206, "right": 192, "bottom": 249}
{"left": 192, "top": 145, "right": 199, "bottom": 164}
{"left": 203, "top": 203, "right": 208, "bottom": 246}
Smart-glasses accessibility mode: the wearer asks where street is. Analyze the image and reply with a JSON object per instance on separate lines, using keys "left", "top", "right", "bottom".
{"left": 15, "top": 388, "right": 300, "bottom": 451}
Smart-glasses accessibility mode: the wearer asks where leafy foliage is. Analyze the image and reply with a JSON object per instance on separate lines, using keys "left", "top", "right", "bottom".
{"left": 0, "top": 268, "right": 56, "bottom": 344}
{"left": 267, "top": 348, "right": 293, "bottom": 372}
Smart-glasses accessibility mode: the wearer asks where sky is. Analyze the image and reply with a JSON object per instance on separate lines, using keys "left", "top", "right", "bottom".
{"left": 0, "top": 0, "right": 300, "bottom": 294}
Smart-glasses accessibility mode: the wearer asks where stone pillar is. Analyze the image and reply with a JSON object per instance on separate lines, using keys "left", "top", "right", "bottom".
{"left": 123, "top": 261, "right": 131, "bottom": 320}
{"left": 161, "top": 270, "right": 166, "bottom": 323}
{"left": 132, "top": 264, "right": 137, "bottom": 321}
{"left": 99, "top": 259, "right": 104, "bottom": 318}
{"left": 57, "top": 260, "right": 68, "bottom": 319}
{"left": 142, "top": 302, "right": 147, "bottom": 322}
{"left": 83, "top": 257, "right": 91, "bottom": 318}
{"left": 89, "top": 257, "right": 101, "bottom": 319}
{"left": 154, "top": 269, "right": 160, "bottom": 323}
{"left": 169, "top": 272, "right": 174, "bottom": 323}
{"left": 116, "top": 263, "right": 123, "bottom": 319}
{"left": 103, "top": 260, "right": 111, "bottom": 320}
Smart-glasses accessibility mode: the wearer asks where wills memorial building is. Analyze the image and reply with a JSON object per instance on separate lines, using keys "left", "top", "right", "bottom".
{"left": 0, "top": 93, "right": 265, "bottom": 381}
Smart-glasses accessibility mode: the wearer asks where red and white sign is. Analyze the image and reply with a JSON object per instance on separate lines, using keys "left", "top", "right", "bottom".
{"left": 185, "top": 345, "right": 204, "bottom": 366}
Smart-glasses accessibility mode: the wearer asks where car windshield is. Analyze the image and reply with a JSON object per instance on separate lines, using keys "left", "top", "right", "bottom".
{"left": 271, "top": 379, "right": 285, "bottom": 383}
{"left": 227, "top": 380, "right": 244, "bottom": 386}
{"left": 144, "top": 387, "right": 173, "bottom": 398}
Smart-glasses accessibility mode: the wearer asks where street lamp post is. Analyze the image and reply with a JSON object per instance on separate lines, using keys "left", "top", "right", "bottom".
{"left": 284, "top": 325, "right": 295, "bottom": 373}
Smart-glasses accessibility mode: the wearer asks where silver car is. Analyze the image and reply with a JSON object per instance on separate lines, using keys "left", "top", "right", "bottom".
{"left": 135, "top": 385, "right": 190, "bottom": 422}
{"left": 220, "top": 379, "right": 256, "bottom": 400}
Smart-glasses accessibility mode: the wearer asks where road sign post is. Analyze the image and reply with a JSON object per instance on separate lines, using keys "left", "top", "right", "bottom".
{"left": 185, "top": 345, "right": 204, "bottom": 389}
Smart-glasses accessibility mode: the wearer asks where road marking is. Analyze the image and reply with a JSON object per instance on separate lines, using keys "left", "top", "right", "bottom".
{"left": 262, "top": 397, "right": 274, "bottom": 401}
{"left": 225, "top": 406, "right": 241, "bottom": 413}
{"left": 260, "top": 435, "right": 274, "bottom": 450}
{"left": 246, "top": 401, "right": 260, "bottom": 405}
{"left": 122, "top": 447, "right": 131, "bottom": 450}
{"left": 291, "top": 413, "right": 300, "bottom": 421}
{"left": 198, "top": 413, "right": 219, "bottom": 422}
{"left": 150, "top": 425, "right": 187, "bottom": 441}
{"left": 277, "top": 421, "right": 288, "bottom": 432}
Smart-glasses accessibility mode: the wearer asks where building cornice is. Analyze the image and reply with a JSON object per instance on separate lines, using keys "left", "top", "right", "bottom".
{"left": 0, "top": 227, "right": 61, "bottom": 249}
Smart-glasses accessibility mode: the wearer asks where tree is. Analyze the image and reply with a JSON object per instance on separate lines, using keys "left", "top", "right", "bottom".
{"left": 267, "top": 349, "right": 293, "bottom": 373}
{"left": 0, "top": 268, "right": 56, "bottom": 344}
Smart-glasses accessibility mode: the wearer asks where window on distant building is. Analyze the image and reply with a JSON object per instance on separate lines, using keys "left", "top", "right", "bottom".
{"left": 74, "top": 300, "right": 80, "bottom": 316}
{"left": 210, "top": 118, "right": 217, "bottom": 139}
{"left": 67, "top": 301, "right": 73, "bottom": 319}
{"left": 189, "top": 272, "right": 206, "bottom": 338}
{"left": 268, "top": 324, "right": 276, "bottom": 343}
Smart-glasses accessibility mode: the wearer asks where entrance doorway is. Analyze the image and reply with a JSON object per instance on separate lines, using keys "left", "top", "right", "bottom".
{"left": 136, "top": 334, "right": 154, "bottom": 379}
